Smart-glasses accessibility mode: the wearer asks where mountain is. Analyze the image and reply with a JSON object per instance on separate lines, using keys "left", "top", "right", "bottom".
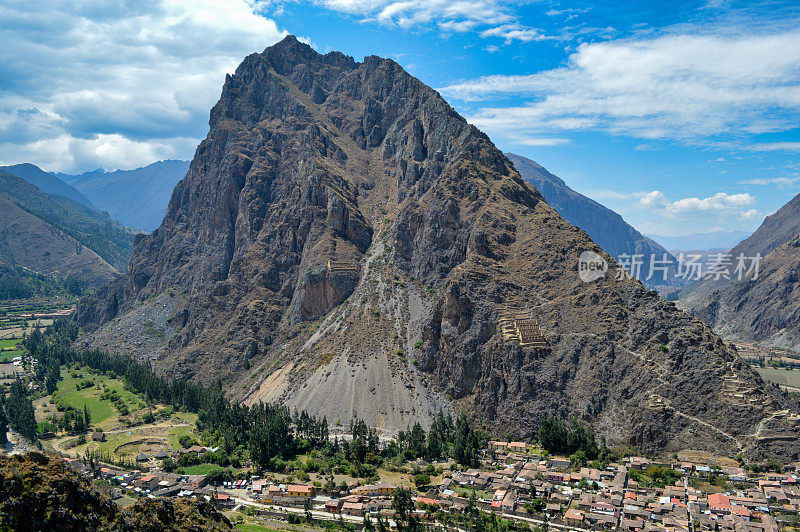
{"left": 693, "top": 236, "right": 800, "bottom": 351}
{"left": 0, "top": 193, "right": 116, "bottom": 287}
{"left": 682, "top": 193, "right": 800, "bottom": 350}
{"left": 647, "top": 230, "right": 752, "bottom": 252}
{"left": 76, "top": 36, "right": 799, "bottom": 459}
{"left": 679, "top": 193, "right": 800, "bottom": 308}
{"left": 58, "top": 160, "right": 190, "bottom": 232}
{"left": 505, "top": 153, "right": 682, "bottom": 289}
{"left": 0, "top": 163, "right": 95, "bottom": 209}
{"left": 0, "top": 171, "right": 132, "bottom": 287}
{"left": 0, "top": 171, "right": 134, "bottom": 272}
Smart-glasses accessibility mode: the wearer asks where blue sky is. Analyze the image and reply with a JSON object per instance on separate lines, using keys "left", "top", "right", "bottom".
{"left": 1, "top": 0, "right": 799, "bottom": 237}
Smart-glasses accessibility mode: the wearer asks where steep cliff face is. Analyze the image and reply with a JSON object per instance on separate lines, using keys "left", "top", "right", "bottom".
{"left": 77, "top": 36, "right": 800, "bottom": 458}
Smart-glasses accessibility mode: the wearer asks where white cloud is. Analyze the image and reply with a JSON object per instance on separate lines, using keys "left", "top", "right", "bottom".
{"left": 0, "top": 0, "right": 286, "bottom": 172}
{"left": 747, "top": 142, "right": 800, "bottom": 151}
{"left": 480, "top": 23, "right": 545, "bottom": 43}
{"left": 0, "top": 134, "right": 199, "bottom": 173}
{"left": 638, "top": 191, "right": 757, "bottom": 218}
{"left": 312, "top": 0, "right": 543, "bottom": 43}
{"left": 739, "top": 176, "right": 800, "bottom": 186}
{"left": 441, "top": 28, "right": 800, "bottom": 146}
{"left": 587, "top": 189, "right": 646, "bottom": 201}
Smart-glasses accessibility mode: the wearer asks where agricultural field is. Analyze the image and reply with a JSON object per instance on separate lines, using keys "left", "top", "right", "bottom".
{"left": 0, "top": 338, "right": 23, "bottom": 363}
{"left": 0, "top": 298, "right": 73, "bottom": 340}
{"left": 756, "top": 367, "right": 800, "bottom": 390}
{"left": 35, "top": 365, "right": 201, "bottom": 464}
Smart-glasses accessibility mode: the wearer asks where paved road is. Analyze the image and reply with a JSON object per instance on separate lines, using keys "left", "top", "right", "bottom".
{"left": 230, "top": 495, "right": 592, "bottom": 532}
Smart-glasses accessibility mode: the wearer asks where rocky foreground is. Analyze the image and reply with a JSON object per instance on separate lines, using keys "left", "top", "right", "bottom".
{"left": 0, "top": 452, "right": 232, "bottom": 531}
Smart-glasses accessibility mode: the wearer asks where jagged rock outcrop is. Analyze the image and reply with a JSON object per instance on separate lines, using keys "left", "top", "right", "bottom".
{"left": 77, "top": 36, "right": 800, "bottom": 459}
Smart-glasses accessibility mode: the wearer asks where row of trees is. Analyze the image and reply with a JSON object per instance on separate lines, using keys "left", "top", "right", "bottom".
{"left": 537, "top": 415, "right": 599, "bottom": 458}
{"left": 395, "top": 412, "right": 485, "bottom": 467}
{"left": 25, "top": 318, "right": 585, "bottom": 477}
{"left": 3, "top": 380, "right": 37, "bottom": 442}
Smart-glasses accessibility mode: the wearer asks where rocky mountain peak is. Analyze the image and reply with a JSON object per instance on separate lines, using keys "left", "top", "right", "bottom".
{"left": 77, "top": 39, "right": 800, "bottom": 460}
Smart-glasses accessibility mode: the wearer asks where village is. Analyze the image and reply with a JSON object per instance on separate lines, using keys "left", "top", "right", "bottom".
{"left": 55, "top": 438, "right": 800, "bottom": 532}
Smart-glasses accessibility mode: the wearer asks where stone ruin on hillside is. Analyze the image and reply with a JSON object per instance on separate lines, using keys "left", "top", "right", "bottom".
{"left": 496, "top": 300, "right": 548, "bottom": 349}
{"left": 326, "top": 259, "right": 359, "bottom": 274}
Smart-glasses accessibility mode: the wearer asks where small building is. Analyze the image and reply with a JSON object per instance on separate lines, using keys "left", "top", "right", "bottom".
{"left": 326, "top": 499, "right": 342, "bottom": 513}
{"left": 212, "top": 493, "right": 235, "bottom": 509}
{"left": 185, "top": 475, "right": 208, "bottom": 489}
{"left": 154, "top": 449, "right": 168, "bottom": 460}
{"left": 137, "top": 475, "right": 160, "bottom": 490}
{"left": 353, "top": 482, "right": 397, "bottom": 497}
{"left": 91, "top": 431, "right": 107, "bottom": 442}
{"left": 286, "top": 484, "right": 314, "bottom": 499}
{"left": 135, "top": 453, "right": 149, "bottom": 462}
{"left": 564, "top": 508, "right": 585, "bottom": 526}
{"left": 342, "top": 501, "right": 365, "bottom": 516}
{"left": 708, "top": 493, "right": 731, "bottom": 515}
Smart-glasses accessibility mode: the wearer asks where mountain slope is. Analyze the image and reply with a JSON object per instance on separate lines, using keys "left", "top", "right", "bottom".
{"left": 59, "top": 160, "right": 190, "bottom": 232}
{"left": 76, "top": 36, "right": 799, "bottom": 459}
{"left": 505, "top": 153, "right": 681, "bottom": 289}
{"left": 679, "top": 193, "right": 800, "bottom": 307}
{"left": 685, "top": 192, "right": 800, "bottom": 350}
{"left": 0, "top": 194, "right": 116, "bottom": 287}
{"left": 0, "top": 171, "right": 135, "bottom": 272}
{"left": 693, "top": 236, "right": 800, "bottom": 350}
{"left": 1, "top": 163, "right": 95, "bottom": 209}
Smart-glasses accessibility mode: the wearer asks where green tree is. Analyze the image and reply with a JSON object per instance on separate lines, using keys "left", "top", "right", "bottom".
{"left": 0, "top": 396, "right": 7, "bottom": 445}
{"left": 426, "top": 427, "right": 442, "bottom": 460}
{"left": 393, "top": 486, "right": 419, "bottom": 532}
{"left": 413, "top": 473, "right": 430, "bottom": 489}
{"left": 6, "top": 380, "right": 37, "bottom": 442}
{"left": 409, "top": 422, "right": 426, "bottom": 459}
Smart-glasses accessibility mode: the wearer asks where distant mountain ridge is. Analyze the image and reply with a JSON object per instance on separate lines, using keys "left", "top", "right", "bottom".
{"left": 647, "top": 230, "right": 751, "bottom": 252}
{"left": 680, "top": 192, "right": 800, "bottom": 350}
{"left": 505, "top": 153, "right": 682, "bottom": 289}
{"left": 679, "top": 193, "right": 800, "bottom": 308}
{"left": 57, "top": 160, "right": 190, "bottom": 232}
{"left": 0, "top": 163, "right": 94, "bottom": 209}
{"left": 0, "top": 171, "right": 122, "bottom": 287}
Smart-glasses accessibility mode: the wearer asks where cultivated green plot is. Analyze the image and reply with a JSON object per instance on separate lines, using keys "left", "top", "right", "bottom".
{"left": 0, "top": 339, "right": 22, "bottom": 349}
{"left": 55, "top": 367, "right": 142, "bottom": 425}
{"left": 0, "top": 349, "right": 22, "bottom": 363}
{"left": 756, "top": 367, "right": 800, "bottom": 388}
